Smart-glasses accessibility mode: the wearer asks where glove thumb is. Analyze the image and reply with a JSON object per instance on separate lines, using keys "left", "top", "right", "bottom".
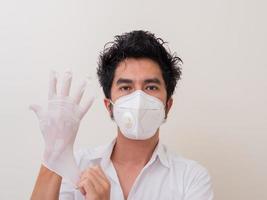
{"left": 29, "top": 104, "right": 43, "bottom": 119}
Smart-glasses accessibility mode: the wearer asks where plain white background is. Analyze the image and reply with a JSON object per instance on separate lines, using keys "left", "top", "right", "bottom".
{"left": 0, "top": 0, "right": 266, "bottom": 199}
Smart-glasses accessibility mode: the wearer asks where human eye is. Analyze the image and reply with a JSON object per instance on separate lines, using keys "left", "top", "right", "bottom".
{"left": 119, "top": 85, "right": 132, "bottom": 92}
{"left": 146, "top": 85, "right": 159, "bottom": 91}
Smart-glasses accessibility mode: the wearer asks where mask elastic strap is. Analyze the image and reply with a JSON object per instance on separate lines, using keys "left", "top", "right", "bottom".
{"left": 109, "top": 99, "right": 115, "bottom": 106}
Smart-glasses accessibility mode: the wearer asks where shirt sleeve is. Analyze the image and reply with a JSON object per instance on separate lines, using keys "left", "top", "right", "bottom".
{"left": 183, "top": 162, "right": 214, "bottom": 200}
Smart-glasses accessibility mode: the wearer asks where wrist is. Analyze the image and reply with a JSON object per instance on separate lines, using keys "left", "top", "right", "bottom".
{"left": 42, "top": 146, "right": 80, "bottom": 185}
{"left": 39, "top": 164, "right": 62, "bottom": 181}
{"left": 43, "top": 144, "right": 74, "bottom": 163}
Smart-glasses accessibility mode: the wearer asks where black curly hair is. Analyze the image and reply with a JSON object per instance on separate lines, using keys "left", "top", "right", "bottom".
{"left": 97, "top": 30, "right": 182, "bottom": 100}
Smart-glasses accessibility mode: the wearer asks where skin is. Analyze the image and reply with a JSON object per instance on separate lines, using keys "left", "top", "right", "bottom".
{"left": 31, "top": 165, "right": 62, "bottom": 200}
{"left": 77, "top": 166, "right": 111, "bottom": 200}
{"left": 31, "top": 57, "right": 173, "bottom": 200}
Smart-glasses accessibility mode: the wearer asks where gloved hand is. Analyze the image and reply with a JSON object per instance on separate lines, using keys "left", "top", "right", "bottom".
{"left": 29, "top": 70, "right": 94, "bottom": 185}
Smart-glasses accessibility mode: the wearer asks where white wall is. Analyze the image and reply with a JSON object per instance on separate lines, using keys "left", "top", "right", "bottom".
{"left": 0, "top": 0, "right": 266, "bottom": 199}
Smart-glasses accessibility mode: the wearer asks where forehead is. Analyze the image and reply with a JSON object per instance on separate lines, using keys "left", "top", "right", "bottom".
{"left": 113, "top": 58, "right": 163, "bottom": 82}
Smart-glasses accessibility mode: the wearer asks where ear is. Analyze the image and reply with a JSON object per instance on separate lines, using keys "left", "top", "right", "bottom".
{"left": 166, "top": 97, "right": 173, "bottom": 115}
{"left": 104, "top": 98, "right": 112, "bottom": 114}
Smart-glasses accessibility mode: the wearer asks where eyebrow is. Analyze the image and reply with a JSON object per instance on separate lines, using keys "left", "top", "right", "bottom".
{"left": 116, "top": 78, "right": 133, "bottom": 85}
{"left": 116, "top": 78, "right": 161, "bottom": 85}
{"left": 144, "top": 78, "right": 161, "bottom": 85}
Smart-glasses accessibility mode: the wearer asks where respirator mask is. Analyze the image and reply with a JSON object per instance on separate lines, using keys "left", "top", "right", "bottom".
{"left": 110, "top": 90, "right": 166, "bottom": 140}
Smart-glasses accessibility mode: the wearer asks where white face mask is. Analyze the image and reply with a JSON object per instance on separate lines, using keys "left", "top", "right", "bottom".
{"left": 110, "top": 90, "right": 166, "bottom": 140}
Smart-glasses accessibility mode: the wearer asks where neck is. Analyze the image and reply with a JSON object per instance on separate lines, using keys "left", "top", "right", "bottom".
{"left": 111, "top": 130, "right": 159, "bottom": 167}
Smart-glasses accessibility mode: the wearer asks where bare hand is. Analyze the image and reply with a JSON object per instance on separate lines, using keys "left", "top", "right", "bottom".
{"left": 78, "top": 165, "right": 111, "bottom": 200}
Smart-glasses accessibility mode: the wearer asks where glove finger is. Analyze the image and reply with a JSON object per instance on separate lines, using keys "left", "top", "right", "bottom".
{"left": 29, "top": 104, "right": 43, "bottom": 119}
{"left": 60, "top": 69, "right": 72, "bottom": 97}
{"left": 73, "top": 79, "right": 87, "bottom": 105}
{"left": 48, "top": 70, "right": 58, "bottom": 100}
{"left": 79, "top": 96, "right": 94, "bottom": 119}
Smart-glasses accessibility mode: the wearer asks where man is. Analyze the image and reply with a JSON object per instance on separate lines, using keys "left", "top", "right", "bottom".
{"left": 30, "top": 30, "right": 213, "bottom": 200}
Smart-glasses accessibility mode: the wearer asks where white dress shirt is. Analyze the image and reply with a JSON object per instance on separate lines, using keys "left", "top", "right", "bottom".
{"left": 59, "top": 138, "right": 214, "bottom": 200}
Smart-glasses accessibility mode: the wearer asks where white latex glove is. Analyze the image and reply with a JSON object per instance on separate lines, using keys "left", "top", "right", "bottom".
{"left": 29, "top": 70, "right": 94, "bottom": 185}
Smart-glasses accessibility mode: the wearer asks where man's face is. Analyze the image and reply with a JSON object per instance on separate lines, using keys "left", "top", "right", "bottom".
{"left": 104, "top": 57, "right": 173, "bottom": 117}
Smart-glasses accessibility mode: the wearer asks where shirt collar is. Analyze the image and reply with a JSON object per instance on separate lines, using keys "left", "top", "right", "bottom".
{"left": 89, "top": 138, "right": 170, "bottom": 169}
{"left": 100, "top": 138, "right": 117, "bottom": 169}
{"left": 148, "top": 140, "right": 170, "bottom": 168}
